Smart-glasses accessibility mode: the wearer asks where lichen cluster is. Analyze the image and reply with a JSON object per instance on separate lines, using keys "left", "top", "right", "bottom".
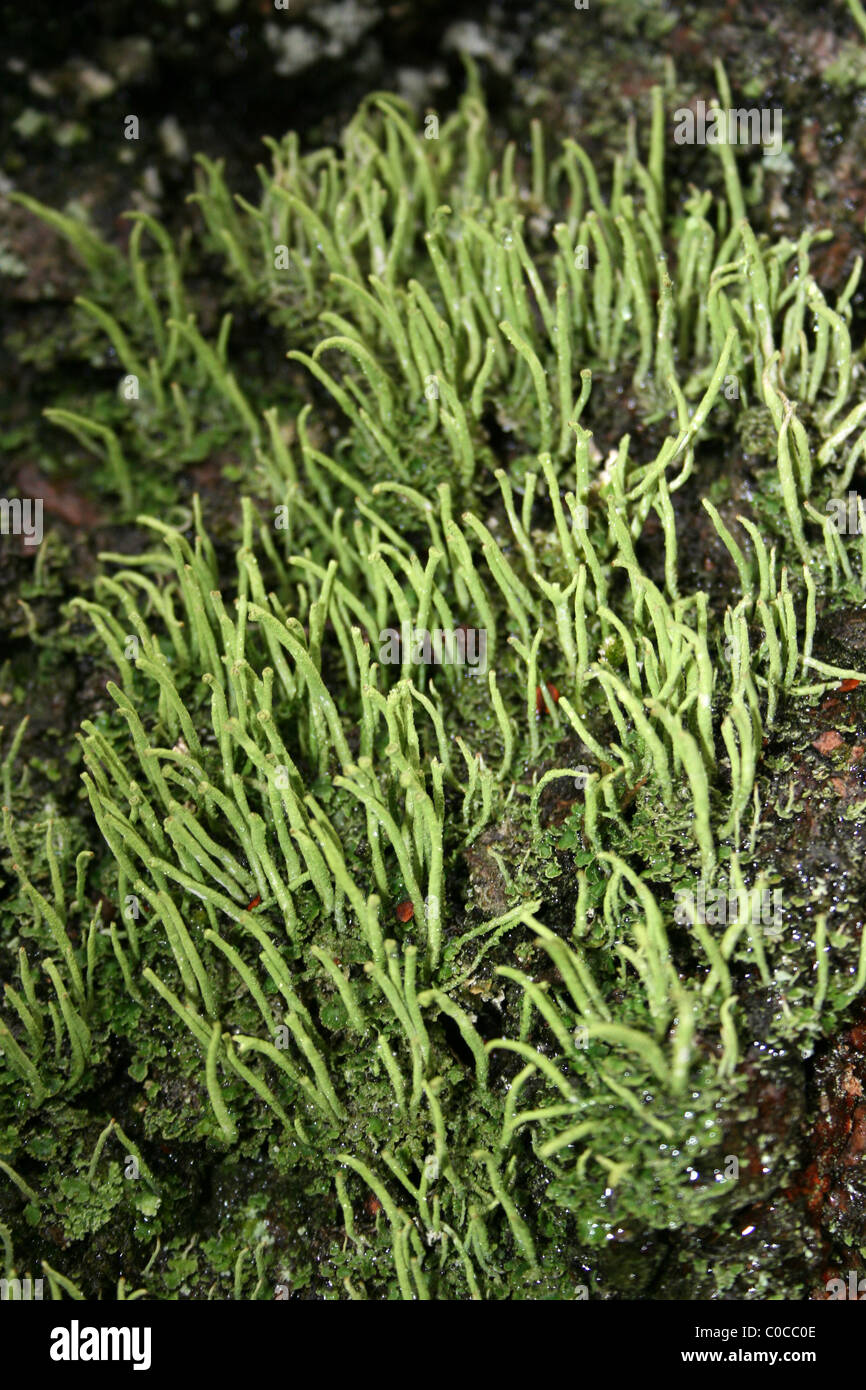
{"left": 2, "top": 64, "right": 866, "bottom": 1299}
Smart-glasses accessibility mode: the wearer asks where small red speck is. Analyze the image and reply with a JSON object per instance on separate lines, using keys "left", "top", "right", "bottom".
{"left": 396, "top": 899, "right": 414, "bottom": 923}
{"left": 536, "top": 682, "right": 560, "bottom": 714}
{"left": 246, "top": 894, "right": 262, "bottom": 911}
{"left": 813, "top": 730, "right": 844, "bottom": 755}
{"left": 365, "top": 1196, "right": 382, "bottom": 1217}
{"left": 840, "top": 678, "right": 860, "bottom": 692}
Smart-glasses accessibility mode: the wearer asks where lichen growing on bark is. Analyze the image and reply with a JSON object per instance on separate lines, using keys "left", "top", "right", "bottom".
{"left": 3, "top": 35, "right": 866, "bottom": 1300}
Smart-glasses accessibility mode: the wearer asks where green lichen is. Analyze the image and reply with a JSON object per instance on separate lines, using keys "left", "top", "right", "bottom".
{"left": 3, "top": 67, "right": 866, "bottom": 1300}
